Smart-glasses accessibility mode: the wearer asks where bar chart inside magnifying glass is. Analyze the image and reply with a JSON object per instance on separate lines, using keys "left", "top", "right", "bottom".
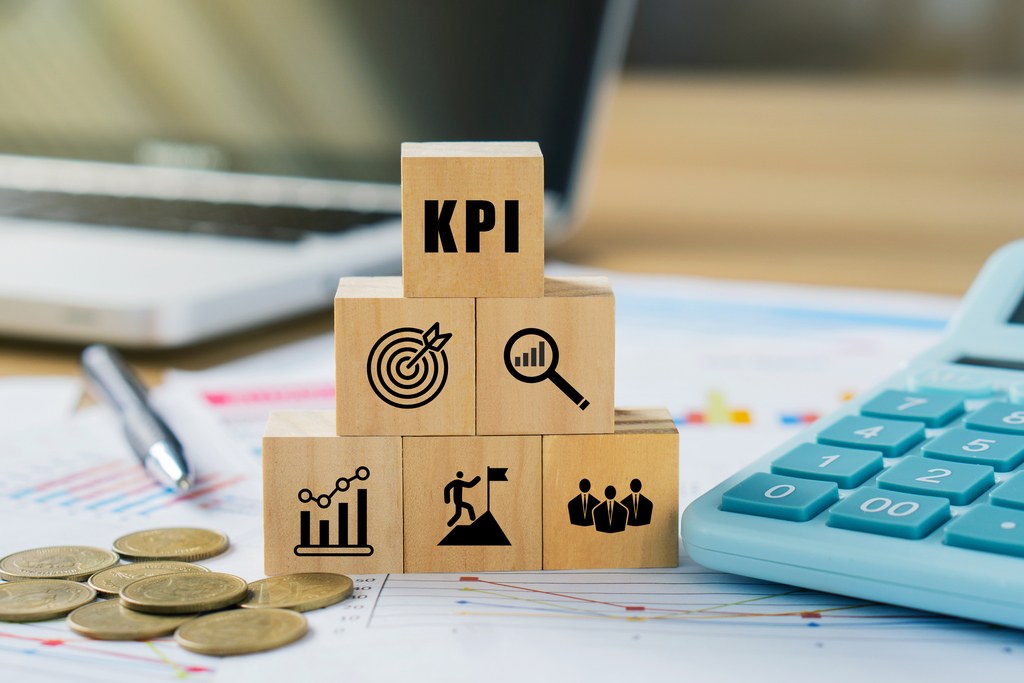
{"left": 503, "top": 328, "right": 590, "bottom": 410}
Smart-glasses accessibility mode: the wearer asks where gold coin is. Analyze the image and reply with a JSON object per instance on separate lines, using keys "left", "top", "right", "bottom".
{"left": 112, "top": 528, "right": 229, "bottom": 562}
{"left": 0, "top": 546, "right": 119, "bottom": 582}
{"left": 88, "top": 561, "right": 210, "bottom": 598}
{"left": 67, "top": 599, "right": 195, "bottom": 640}
{"left": 174, "top": 608, "right": 307, "bottom": 656}
{"left": 240, "top": 573, "right": 353, "bottom": 612}
{"left": 0, "top": 580, "right": 96, "bottom": 622}
{"left": 120, "top": 572, "right": 247, "bottom": 614}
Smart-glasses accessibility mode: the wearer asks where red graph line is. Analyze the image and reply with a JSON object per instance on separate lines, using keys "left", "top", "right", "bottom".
{"left": 71, "top": 472, "right": 153, "bottom": 501}
{"left": 156, "top": 475, "right": 246, "bottom": 509}
{"left": 456, "top": 580, "right": 906, "bottom": 621}
{"left": 460, "top": 577, "right": 646, "bottom": 612}
{"left": 29, "top": 461, "right": 123, "bottom": 492}
{"left": 64, "top": 466, "right": 144, "bottom": 495}
{"left": 0, "top": 632, "right": 212, "bottom": 673}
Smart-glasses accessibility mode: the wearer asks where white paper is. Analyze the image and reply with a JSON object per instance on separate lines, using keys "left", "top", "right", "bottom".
{"left": 0, "top": 376, "right": 81, "bottom": 437}
{"left": 8, "top": 270, "right": 1013, "bottom": 683}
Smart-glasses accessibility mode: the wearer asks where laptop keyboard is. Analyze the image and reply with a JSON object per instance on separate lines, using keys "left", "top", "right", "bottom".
{"left": 0, "top": 188, "right": 398, "bottom": 242}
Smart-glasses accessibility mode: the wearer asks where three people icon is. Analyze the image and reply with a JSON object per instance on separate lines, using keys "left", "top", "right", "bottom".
{"left": 443, "top": 471, "right": 481, "bottom": 527}
{"left": 567, "top": 478, "right": 652, "bottom": 534}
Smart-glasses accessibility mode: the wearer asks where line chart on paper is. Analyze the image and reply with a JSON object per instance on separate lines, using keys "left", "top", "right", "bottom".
{"left": 359, "top": 561, "right": 1024, "bottom": 647}
{"left": 4, "top": 458, "right": 255, "bottom": 518}
{"left": 0, "top": 620, "right": 216, "bottom": 683}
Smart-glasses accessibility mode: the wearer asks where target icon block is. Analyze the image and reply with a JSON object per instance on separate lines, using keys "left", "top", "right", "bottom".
{"left": 334, "top": 277, "right": 475, "bottom": 436}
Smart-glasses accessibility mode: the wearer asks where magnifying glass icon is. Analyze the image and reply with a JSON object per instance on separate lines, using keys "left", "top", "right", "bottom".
{"left": 504, "top": 328, "right": 590, "bottom": 411}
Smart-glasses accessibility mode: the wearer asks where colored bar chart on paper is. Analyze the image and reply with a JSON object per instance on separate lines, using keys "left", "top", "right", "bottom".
{"left": 6, "top": 459, "right": 252, "bottom": 517}
{"left": 677, "top": 391, "right": 752, "bottom": 426}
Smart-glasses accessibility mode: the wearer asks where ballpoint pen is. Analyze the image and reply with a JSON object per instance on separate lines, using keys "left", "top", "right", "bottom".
{"left": 81, "top": 344, "right": 194, "bottom": 491}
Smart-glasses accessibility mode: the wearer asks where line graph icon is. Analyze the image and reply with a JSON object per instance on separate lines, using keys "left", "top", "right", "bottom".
{"left": 367, "top": 322, "right": 452, "bottom": 409}
{"left": 295, "top": 467, "right": 373, "bottom": 557}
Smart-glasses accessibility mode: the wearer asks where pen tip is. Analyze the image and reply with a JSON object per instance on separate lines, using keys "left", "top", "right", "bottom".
{"left": 176, "top": 476, "right": 193, "bottom": 492}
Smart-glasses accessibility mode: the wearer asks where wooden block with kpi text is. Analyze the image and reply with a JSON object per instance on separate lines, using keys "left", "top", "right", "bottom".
{"left": 335, "top": 277, "right": 475, "bottom": 435}
{"left": 402, "top": 141, "right": 544, "bottom": 298}
{"left": 403, "top": 435, "right": 542, "bottom": 572}
{"left": 263, "top": 411, "right": 404, "bottom": 575}
{"left": 542, "top": 408, "right": 679, "bottom": 570}
{"left": 476, "top": 277, "right": 614, "bottom": 435}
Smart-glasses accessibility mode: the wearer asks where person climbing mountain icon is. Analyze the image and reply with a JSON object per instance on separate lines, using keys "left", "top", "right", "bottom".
{"left": 567, "top": 478, "right": 600, "bottom": 526}
{"left": 621, "top": 478, "right": 653, "bottom": 526}
{"left": 443, "top": 471, "right": 481, "bottom": 527}
{"left": 594, "top": 485, "right": 629, "bottom": 534}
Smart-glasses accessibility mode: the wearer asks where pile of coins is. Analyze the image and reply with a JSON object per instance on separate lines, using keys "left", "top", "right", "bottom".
{"left": 0, "top": 527, "right": 353, "bottom": 656}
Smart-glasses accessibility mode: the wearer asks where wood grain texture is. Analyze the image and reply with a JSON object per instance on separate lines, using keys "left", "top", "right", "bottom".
{"left": 334, "top": 277, "right": 475, "bottom": 436}
{"left": 476, "top": 277, "right": 614, "bottom": 435}
{"left": 542, "top": 408, "right": 679, "bottom": 570}
{"left": 401, "top": 141, "right": 544, "bottom": 298}
{"left": 403, "top": 435, "right": 542, "bottom": 572}
{"left": 263, "top": 411, "right": 403, "bottom": 575}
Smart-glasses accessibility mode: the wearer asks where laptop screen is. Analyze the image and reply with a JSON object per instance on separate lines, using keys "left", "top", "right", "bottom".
{"left": 0, "top": 1, "right": 609, "bottom": 196}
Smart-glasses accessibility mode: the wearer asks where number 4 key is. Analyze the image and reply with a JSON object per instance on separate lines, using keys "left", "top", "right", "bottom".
{"left": 818, "top": 416, "right": 926, "bottom": 457}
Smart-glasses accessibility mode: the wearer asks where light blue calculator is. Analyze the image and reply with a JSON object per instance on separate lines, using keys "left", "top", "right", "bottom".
{"left": 682, "top": 240, "right": 1024, "bottom": 628}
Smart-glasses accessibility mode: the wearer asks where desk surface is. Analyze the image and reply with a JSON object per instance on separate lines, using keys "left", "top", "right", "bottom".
{"left": 3, "top": 76, "right": 1023, "bottom": 381}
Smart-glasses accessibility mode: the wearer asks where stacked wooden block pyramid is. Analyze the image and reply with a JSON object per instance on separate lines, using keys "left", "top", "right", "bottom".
{"left": 263, "top": 142, "right": 679, "bottom": 574}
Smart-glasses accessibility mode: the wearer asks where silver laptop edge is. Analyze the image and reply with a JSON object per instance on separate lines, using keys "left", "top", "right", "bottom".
{"left": 0, "top": 1, "right": 633, "bottom": 347}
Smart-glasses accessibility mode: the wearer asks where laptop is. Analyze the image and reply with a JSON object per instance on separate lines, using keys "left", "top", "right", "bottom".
{"left": 0, "top": 0, "right": 633, "bottom": 347}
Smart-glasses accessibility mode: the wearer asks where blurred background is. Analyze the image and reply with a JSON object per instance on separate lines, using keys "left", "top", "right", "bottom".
{"left": 557, "top": 0, "right": 1024, "bottom": 293}
{"left": 0, "top": 0, "right": 1022, "bottom": 371}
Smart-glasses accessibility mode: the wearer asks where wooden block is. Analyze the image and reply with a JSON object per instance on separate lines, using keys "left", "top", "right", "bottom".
{"left": 476, "top": 277, "right": 614, "bottom": 435}
{"left": 403, "top": 435, "right": 542, "bottom": 572}
{"left": 542, "top": 408, "right": 679, "bottom": 570}
{"left": 401, "top": 141, "right": 544, "bottom": 298}
{"left": 263, "top": 411, "right": 403, "bottom": 575}
{"left": 335, "top": 277, "right": 475, "bottom": 436}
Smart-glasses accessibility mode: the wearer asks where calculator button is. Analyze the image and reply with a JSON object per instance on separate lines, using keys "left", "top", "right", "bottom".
{"left": 817, "top": 416, "right": 926, "bottom": 457}
{"left": 771, "top": 443, "right": 883, "bottom": 488}
{"left": 944, "top": 505, "right": 1024, "bottom": 558}
{"left": 907, "top": 369, "right": 993, "bottom": 398}
{"left": 922, "top": 428, "right": 1024, "bottom": 471}
{"left": 1011, "top": 382, "right": 1024, "bottom": 405}
{"left": 721, "top": 473, "right": 838, "bottom": 522}
{"left": 966, "top": 402, "right": 1024, "bottom": 436}
{"left": 860, "top": 390, "right": 964, "bottom": 427}
{"left": 875, "top": 457, "right": 994, "bottom": 505}
{"left": 827, "top": 487, "right": 950, "bottom": 539}
{"left": 989, "top": 473, "right": 1024, "bottom": 511}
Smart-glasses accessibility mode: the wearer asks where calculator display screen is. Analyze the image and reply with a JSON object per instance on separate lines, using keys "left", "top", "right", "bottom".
{"left": 955, "top": 356, "right": 1024, "bottom": 372}
{"left": 1010, "top": 293, "right": 1024, "bottom": 324}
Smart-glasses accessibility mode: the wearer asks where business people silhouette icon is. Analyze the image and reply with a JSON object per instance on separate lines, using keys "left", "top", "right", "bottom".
{"left": 567, "top": 479, "right": 600, "bottom": 526}
{"left": 594, "top": 485, "right": 628, "bottom": 533}
{"left": 568, "top": 478, "right": 652, "bottom": 535}
{"left": 623, "top": 478, "right": 653, "bottom": 526}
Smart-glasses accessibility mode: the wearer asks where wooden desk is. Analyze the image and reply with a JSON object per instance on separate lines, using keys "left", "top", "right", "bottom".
{"left": 2, "top": 76, "right": 1023, "bottom": 380}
